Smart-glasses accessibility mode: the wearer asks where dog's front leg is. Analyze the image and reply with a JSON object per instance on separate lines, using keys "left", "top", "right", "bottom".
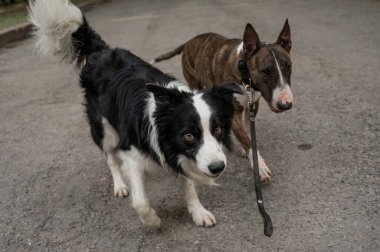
{"left": 249, "top": 150, "right": 272, "bottom": 182}
{"left": 184, "top": 178, "right": 216, "bottom": 227}
{"left": 119, "top": 151, "right": 161, "bottom": 228}
{"left": 106, "top": 152, "right": 129, "bottom": 198}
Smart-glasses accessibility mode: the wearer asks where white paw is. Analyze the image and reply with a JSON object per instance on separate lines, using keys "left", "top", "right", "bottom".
{"left": 250, "top": 150, "right": 273, "bottom": 182}
{"left": 259, "top": 161, "right": 272, "bottom": 182}
{"left": 141, "top": 208, "right": 161, "bottom": 228}
{"left": 191, "top": 207, "right": 216, "bottom": 227}
{"left": 114, "top": 183, "right": 129, "bottom": 198}
{"left": 240, "top": 148, "right": 248, "bottom": 158}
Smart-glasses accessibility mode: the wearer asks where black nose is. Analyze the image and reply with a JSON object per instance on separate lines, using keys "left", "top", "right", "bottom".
{"left": 208, "top": 161, "right": 225, "bottom": 175}
{"left": 277, "top": 102, "right": 292, "bottom": 111}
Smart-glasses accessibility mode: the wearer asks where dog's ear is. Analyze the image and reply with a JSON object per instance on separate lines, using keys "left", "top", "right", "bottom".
{"left": 243, "top": 23, "right": 261, "bottom": 58}
{"left": 221, "top": 82, "right": 244, "bottom": 95}
{"left": 146, "top": 83, "right": 172, "bottom": 98}
{"left": 146, "top": 83, "right": 187, "bottom": 104}
{"left": 211, "top": 82, "right": 244, "bottom": 103}
{"left": 276, "top": 19, "right": 291, "bottom": 53}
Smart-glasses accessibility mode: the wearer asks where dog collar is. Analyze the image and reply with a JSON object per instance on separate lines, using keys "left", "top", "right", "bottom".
{"left": 238, "top": 59, "right": 260, "bottom": 92}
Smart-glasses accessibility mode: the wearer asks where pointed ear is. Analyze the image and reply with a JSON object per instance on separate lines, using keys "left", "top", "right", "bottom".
{"left": 211, "top": 82, "right": 244, "bottom": 103}
{"left": 243, "top": 23, "right": 261, "bottom": 58}
{"left": 277, "top": 19, "right": 291, "bottom": 53}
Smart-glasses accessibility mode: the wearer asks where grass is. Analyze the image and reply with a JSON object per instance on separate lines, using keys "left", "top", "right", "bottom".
{"left": 0, "top": 0, "right": 94, "bottom": 31}
{"left": 0, "top": 12, "right": 27, "bottom": 30}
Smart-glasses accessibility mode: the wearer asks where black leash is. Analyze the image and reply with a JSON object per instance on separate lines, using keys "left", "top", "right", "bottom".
{"left": 238, "top": 59, "right": 273, "bottom": 237}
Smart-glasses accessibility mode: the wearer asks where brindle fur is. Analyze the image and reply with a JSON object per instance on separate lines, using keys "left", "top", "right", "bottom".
{"left": 154, "top": 20, "right": 292, "bottom": 157}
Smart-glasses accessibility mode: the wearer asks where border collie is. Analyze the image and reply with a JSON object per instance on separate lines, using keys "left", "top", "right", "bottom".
{"left": 28, "top": 0, "right": 243, "bottom": 228}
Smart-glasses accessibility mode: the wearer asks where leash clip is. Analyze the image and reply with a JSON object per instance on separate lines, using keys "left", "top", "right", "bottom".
{"left": 242, "top": 81, "right": 256, "bottom": 121}
{"left": 239, "top": 57, "right": 273, "bottom": 237}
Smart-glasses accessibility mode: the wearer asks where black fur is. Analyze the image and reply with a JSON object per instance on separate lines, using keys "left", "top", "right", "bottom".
{"left": 69, "top": 18, "right": 241, "bottom": 173}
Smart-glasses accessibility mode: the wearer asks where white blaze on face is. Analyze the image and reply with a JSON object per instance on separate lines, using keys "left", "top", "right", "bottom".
{"left": 236, "top": 42, "right": 244, "bottom": 55}
{"left": 191, "top": 94, "right": 227, "bottom": 176}
{"left": 270, "top": 50, "right": 293, "bottom": 109}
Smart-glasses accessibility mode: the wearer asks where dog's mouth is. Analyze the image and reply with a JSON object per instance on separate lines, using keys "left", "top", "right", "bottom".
{"left": 203, "top": 172, "right": 219, "bottom": 178}
{"left": 268, "top": 102, "right": 284, "bottom": 113}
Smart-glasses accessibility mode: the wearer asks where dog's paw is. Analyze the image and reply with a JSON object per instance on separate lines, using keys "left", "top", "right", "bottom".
{"left": 141, "top": 208, "right": 161, "bottom": 229}
{"left": 259, "top": 161, "right": 272, "bottom": 182}
{"left": 114, "top": 183, "right": 129, "bottom": 198}
{"left": 191, "top": 207, "right": 216, "bottom": 227}
{"left": 239, "top": 148, "right": 248, "bottom": 158}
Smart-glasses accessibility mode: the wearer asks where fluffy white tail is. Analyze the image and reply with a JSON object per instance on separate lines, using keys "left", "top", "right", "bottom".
{"left": 28, "top": 0, "right": 83, "bottom": 60}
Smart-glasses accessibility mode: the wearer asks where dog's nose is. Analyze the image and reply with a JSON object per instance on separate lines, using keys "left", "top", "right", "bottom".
{"left": 208, "top": 161, "right": 225, "bottom": 175}
{"left": 277, "top": 101, "right": 292, "bottom": 111}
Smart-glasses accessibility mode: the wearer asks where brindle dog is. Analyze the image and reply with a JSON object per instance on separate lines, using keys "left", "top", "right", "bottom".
{"left": 153, "top": 20, "right": 293, "bottom": 181}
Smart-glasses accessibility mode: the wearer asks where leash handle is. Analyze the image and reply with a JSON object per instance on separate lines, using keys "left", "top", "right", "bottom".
{"left": 240, "top": 58, "right": 273, "bottom": 237}
{"left": 249, "top": 108, "right": 273, "bottom": 237}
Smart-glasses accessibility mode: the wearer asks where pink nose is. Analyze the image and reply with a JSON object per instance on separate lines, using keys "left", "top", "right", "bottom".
{"left": 276, "top": 88, "right": 293, "bottom": 111}
{"left": 277, "top": 101, "right": 292, "bottom": 111}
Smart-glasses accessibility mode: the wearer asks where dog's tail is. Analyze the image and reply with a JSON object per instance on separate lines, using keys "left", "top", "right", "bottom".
{"left": 28, "top": 0, "right": 108, "bottom": 67}
{"left": 151, "top": 43, "right": 185, "bottom": 64}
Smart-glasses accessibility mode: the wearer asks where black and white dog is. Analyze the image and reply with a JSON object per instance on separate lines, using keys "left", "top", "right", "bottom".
{"left": 28, "top": 0, "right": 242, "bottom": 228}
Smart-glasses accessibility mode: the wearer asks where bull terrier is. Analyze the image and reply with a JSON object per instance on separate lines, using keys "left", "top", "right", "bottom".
{"left": 153, "top": 20, "right": 294, "bottom": 181}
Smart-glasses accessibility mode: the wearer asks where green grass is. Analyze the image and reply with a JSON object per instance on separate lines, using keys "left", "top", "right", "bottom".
{"left": 0, "top": 12, "right": 27, "bottom": 30}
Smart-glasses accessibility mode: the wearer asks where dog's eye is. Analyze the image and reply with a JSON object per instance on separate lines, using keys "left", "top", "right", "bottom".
{"left": 284, "top": 62, "right": 292, "bottom": 70}
{"left": 260, "top": 69, "right": 270, "bottom": 75}
{"left": 214, "top": 127, "right": 222, "bottom": 136}
{"left": 184, "top": 133, "right": 194, "bottom": 142}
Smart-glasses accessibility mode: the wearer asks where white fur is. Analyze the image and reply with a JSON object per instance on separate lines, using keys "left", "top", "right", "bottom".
{"left": 192, "top": 94, "right": 226, "bottom": 176}
{"left": 107, "top": 152, "right": 129, "bottom": 197}
{"left": 234, "top": 93, "right": 248, "bottom": 109}
{"left": 102, "top": 117, "right": 119, "bottom": 153}
{"left": 145, "top": 94, "right": 168, "bottom": 169}
{"left": 102, "top": 118, "right": 129, "bottom": 197}
{"left": 234, "top": 85, "right": 261, "bottom": 109}
{"left": 166, "top": 80, "right": 192, "bottom": 93}
{"left": 236, "top": 41, "right": 244, "bottom": 55}
{"left": 178, "top": 155, "right": 217, "bottom": 186}
{"left": 271, "top": 84, "right": 293, "bottom": 109}
{"left": 117, "top": 147, "right": 216, "bottom": 228}
{"left": 271, "top": 50, "right": 285, "bottom": 87}
{"left": 28, "top": 0, "right": 83, "bottom": 59}
{"left": 270, "top": 50, "right": 293, "bottom": 108}
{"left": 118, "top": 148, "right": 161, "bottom": 228}
{"left": 248, "top": 149, "right": 272, "bottom": 181}
{"left": 146, "top": 91, "right": 225, "bottom": 186}
{"left": 176, "top": 93, "right": 227, "bottom": 185}
{"left": 184, "top": 178, "right": 216, "bottom": 227}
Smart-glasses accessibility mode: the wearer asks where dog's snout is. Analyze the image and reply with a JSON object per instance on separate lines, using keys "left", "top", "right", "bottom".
{"left": 277, "top": 101, "right": 292, "bottom": 111}
{"left": 208, "top": 161, "right": 225, "bottom": 175}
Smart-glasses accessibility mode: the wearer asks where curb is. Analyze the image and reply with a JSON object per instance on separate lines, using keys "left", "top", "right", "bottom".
{"left": 0, "top": 0, "right": 105, "bottom": 48}
{"left": 0, "top": 22, "right": 32, "bottom": 47}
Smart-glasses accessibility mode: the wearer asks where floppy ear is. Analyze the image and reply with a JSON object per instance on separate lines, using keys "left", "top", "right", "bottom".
{"left": 222, "top": 82, "right": 244, "bottom": 95}
{"left": 146, "top": 83, "right": 188, "bottom": 104}
{"left": 146, "top": 83, "right": 172, "bottom": 98}
{"left": 276, "top": 19, "right": 291, "bottom": 53}
{"left": 211, "top": 82, "right": 244, "bottom": 103}
{"left": 243, "top": 23, "right": 261, "bottom": 58}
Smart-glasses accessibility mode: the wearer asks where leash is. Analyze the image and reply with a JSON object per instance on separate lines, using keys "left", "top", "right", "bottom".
{"left": 238, "top": 59, "right": 273, "bottom": 237}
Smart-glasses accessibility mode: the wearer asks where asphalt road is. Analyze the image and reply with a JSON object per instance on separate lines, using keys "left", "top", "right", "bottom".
{"left": 1, "top": 0, "right": 379, "bottom": 251}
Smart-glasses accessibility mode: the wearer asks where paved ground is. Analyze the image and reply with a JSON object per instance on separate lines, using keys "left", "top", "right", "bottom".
{"left": 0, "top": 0, "right": 379, "bottom": 251}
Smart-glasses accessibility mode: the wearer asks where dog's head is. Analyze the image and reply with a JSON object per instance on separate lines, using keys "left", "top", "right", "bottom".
{"left": 147, "top": 83, "right": 243, "bottom": 184}
{"left": 243, "top": 19, "right": 293, "bottom": 113}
